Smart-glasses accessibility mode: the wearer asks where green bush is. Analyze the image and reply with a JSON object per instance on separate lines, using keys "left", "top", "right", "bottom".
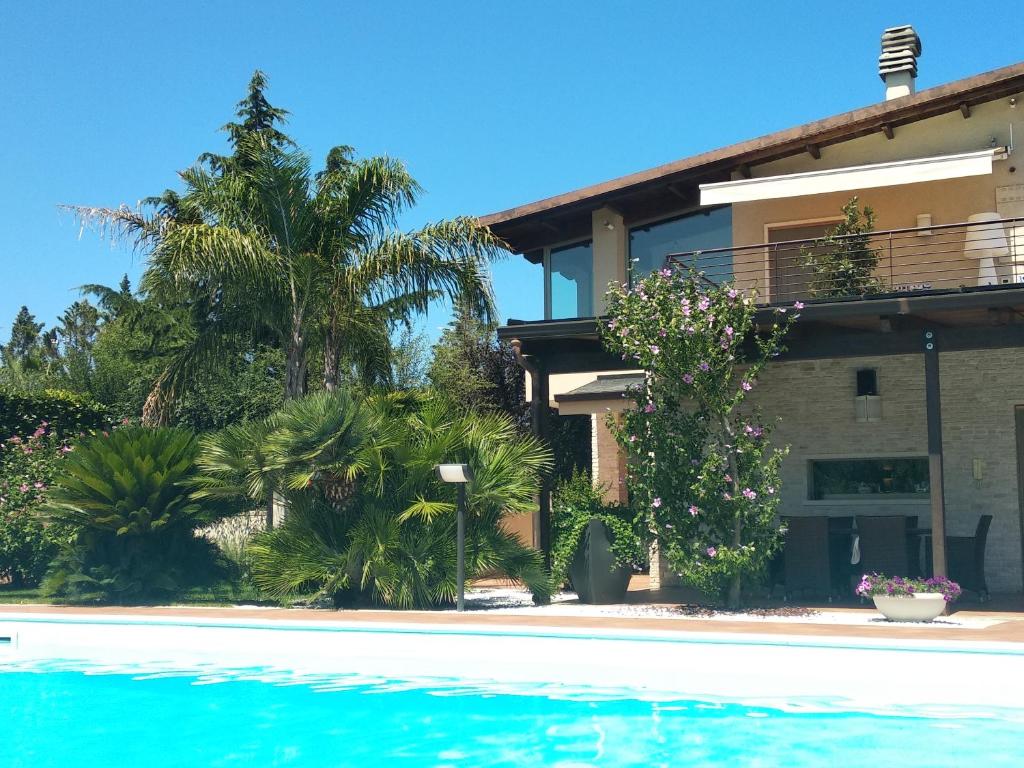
{"left": 203, "top": 391, "right": 554, "bottom": 609}
{"left": 0, "top": 387, "right": 110, "bottom": 440}
{"left": 0, "top": 426, "right": 74, "bottom": 586}
{"left": 41, "top": 427, "right": 236, "bottom": 602}
{"left": 550, "top": 470, "right": 647, "bottom": 586}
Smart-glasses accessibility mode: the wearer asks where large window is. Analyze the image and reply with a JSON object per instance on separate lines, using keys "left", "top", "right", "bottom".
{"left": 547, "top": 241, "right": 594, "bottom": 319}
{"left": 629, "top": 207, "right": 733, "bottom": 283}
{"left": 809, "top": 457, "right": 930, "bottom": 501}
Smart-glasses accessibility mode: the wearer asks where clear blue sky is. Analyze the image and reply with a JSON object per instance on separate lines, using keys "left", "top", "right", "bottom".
{"left": 1, "top": 1, "right": 1017, "bottom": 341}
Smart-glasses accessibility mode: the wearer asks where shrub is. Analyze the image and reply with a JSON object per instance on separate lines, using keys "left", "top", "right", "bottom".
{"left": 550, "top": 470, "right": 646, "bottom": 586}
{"left": 0, "top": 425, "right": 74, "bottom": 586}
{"left": 0, "top": 387, "right": 110, "bottom": 440}
{"left": 210, "top": 391, "right": 555, "bottom": 608}
{"left": 41, "top": 427, "right": 236, "bottom": 601}
{"left": 601, "top": 266, "right": 796, "bottom": 607}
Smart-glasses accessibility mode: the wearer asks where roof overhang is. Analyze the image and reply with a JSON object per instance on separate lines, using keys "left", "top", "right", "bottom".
{"left": 699, "top": 148, "right": 1004, "bottom": 205}
{"left": 481, "top": 61, "right": 1024, "bottom": 255}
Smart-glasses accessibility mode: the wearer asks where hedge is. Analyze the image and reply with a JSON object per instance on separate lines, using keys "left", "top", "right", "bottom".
{"left": 0, "top": 387, "right": 110, "bottom": 439}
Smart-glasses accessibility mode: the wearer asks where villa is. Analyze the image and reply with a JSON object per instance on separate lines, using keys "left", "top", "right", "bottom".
{"left": 483, "top": 26, "right": 1024, "bottom": 596}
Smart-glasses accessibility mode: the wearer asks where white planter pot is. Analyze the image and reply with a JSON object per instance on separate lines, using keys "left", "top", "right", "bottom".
{"left": 872, "top": 593, "right": 946, "bottom": 622}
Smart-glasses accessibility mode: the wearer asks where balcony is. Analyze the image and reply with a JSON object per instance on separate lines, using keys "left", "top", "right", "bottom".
{"left": 666, "top": 216, "right": 1024, "bottom": 306}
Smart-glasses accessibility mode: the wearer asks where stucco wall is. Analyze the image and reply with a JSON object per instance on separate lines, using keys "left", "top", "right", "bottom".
{"left": 730, "top": 95, "right": 1024, "bottom": 298}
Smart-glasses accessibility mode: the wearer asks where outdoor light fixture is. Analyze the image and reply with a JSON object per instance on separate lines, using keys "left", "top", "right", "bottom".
{"left": 435, "top": 463, "right": 474, "bottom": 611}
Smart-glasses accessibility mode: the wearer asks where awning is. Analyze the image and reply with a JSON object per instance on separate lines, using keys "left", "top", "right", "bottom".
{"left": 700, "top": 148, "right": 1005, "bottom": 206}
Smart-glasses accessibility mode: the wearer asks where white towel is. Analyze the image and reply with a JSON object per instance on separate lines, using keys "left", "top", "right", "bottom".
{"left": 850, "top": 535, "right": 861, "bottom": 565}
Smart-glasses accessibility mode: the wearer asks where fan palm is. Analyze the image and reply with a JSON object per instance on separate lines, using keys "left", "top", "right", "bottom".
{"left": 204, "top": 390, "right": 553, "bottom": 608}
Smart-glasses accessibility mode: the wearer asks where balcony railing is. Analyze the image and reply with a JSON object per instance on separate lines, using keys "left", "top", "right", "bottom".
{"left": 666, "top": 216, "right": 1024, "bottom": 305}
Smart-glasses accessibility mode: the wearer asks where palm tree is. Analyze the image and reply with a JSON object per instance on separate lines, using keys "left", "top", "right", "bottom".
{"left": 65, "top": 73, "right": 505, "bottom": 421}
{"left": 199, "top": 390, "right": 553, "bottom": 608}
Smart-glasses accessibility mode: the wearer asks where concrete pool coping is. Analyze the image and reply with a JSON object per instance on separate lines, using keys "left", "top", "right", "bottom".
{"left": 4, "top": 602, "right": 1024, "bottom": 644}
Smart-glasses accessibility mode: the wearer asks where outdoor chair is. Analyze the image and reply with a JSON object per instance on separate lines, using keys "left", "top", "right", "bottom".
{"left": 856, "top": 515, "right": 909, "bottom": 577}
{"left": 783, "top": 516, "right": 831, "bottom": 599}
{"left": 946, "top": 515, "right": 993, "bottom": 601}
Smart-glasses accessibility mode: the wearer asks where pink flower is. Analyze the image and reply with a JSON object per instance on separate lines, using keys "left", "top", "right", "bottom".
{"left": 32, "top": 427, "right": 46, "bottom": 438}
{"left": 698, "top": 297, "right": 711, "bottom": 311}
{"left": 742, "top": 488, "right": 757, "bottom": 500}
{"left": 61, "top": 445, "right": 73, "bottom": 453}
{"left": 793, "top": 301, "right": 805, "bottom": 310}
{"left": 652, "top": 497, "right": 662, "bottom": 508}
{"left": 629, "top": 435, "right": 637, "bottom": 443}
{"left": 707, "top": 546, "right": 717, "bottom": 557}
{"left": 741, "top": 381, "right": 753, "bottom": 391}
{"left": 723, "top": 492, "right": 732, "bottom": 501}
{"left": 723, "top": 473, "right": 732, "bottom": 483}
{"left": 18, "top": 484, "right": 29, "bottom": 493}
{"left": 33, "top": 482, "right": 45, "bottom": 490}
{"left": 767, "top": 486, "right": 776, "bottom": 495}
{"left": 644, "top": 402, "right": 656, "bottom": 414}
{"left": 698, "top": 362, "right": 710, "bottom": 372}
{"left": 658, "top": 328, "right": 667, "bottom": 337}
{"left": 727, "top": 289, "right": 738, "bottom": 299}
{"left": 649, "top": 345, "right": 660, "bottom": 355}
{"left": 724, "top": 325, "right": 734, "bottom": 337}
{"left": 659, "top": 267, "right": 673, "bottom": 278}
{"left": 683, "top": 373, "right": 694, "bottom": 385}
{"left": 689, "top": 505, "right": 699, "bottom": 516}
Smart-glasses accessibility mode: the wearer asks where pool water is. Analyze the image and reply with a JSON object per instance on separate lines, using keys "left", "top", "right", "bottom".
{"left": 1, "top": 663, "right": 1020, "bottom": 767}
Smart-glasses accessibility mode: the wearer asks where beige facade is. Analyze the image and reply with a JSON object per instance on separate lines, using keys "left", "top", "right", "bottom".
{"left": 565, "top": 93, "right": 1024, "bottom": 315}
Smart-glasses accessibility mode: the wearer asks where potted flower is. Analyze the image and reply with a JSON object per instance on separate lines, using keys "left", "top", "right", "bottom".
{"left": 551, "top": 471, "right": 647, "bottom": 604}
{"left": 855, "top": 573, "right": 962, "bottom": 622}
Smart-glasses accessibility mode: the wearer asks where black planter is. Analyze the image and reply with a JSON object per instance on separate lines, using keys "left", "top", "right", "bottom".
{"left": 568, "top": 518, "right": 632, "bottom": 604}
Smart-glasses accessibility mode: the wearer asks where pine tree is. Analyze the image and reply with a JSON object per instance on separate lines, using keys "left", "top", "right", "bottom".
{"left": 5, "top": 306, "right": 44, "bottom": 362}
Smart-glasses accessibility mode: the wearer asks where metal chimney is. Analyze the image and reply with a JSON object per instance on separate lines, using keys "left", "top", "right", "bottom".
{"left": 878, "top": 25, "right": 922, "bottom": 100}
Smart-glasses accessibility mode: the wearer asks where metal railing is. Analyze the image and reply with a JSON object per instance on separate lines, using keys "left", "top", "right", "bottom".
{"left": 666, "top": 216, "right": 1024, "bottom": 305}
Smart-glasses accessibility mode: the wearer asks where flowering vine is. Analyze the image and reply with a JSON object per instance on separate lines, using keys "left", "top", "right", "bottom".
{"left": 600, "top": 266, "right": 799, "bottom": 607}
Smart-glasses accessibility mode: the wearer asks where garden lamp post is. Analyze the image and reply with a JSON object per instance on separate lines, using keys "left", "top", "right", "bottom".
{"left": 435, "top": 463, "right": 474, "bottom": 611}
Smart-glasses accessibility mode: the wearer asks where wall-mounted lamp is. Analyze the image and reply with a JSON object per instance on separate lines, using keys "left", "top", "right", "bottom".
{"left": 435, "top": 463, "right": 474, "bottom": 611}
{"left": 603, "top": 220, "right": 616, "bottom": 231}
{"left": 916, "top": 213, "right": 933, "bottom": 236}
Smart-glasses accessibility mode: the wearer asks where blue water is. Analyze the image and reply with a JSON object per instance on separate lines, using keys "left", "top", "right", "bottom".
{"left": 1, "top": 663, "right": 1021, "bottom": 767}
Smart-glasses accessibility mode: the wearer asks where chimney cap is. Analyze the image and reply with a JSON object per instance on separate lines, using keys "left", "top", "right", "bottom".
{"left": 878, "top": 24, "right": 922, "bottom": 83}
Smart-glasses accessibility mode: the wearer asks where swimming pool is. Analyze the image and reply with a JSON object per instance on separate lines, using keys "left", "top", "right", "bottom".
{"left": 2, "top": 614, "right": 1022, "bottom": 766}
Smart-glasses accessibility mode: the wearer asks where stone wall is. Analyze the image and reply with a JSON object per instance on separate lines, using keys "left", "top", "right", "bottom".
{"left": 750, "top": 349, "right": 1024, "bottom": 593}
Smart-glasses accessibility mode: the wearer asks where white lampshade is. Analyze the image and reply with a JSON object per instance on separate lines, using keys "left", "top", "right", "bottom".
{"left": 436, "top": 464, "right": 474, "bottom": 484}
{"left": 964, "top": 212, "right": 1010, "bottom": 259}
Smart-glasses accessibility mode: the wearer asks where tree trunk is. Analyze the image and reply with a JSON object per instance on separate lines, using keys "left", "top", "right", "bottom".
{"left": 323, "top": 325, "right": 339, "bottom": 392}
{"left": 285, "top": 326, "right": 307, "bottom": 399}
{"left": 723, "top": 415, "right": 743, "bottom": 610}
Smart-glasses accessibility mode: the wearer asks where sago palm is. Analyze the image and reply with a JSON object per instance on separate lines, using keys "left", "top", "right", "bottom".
{"left": 41, "top": 427, "right": 235, "bottom": 601}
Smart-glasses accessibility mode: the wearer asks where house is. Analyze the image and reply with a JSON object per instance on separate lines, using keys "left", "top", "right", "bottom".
{"left": 482, "top": 26, "right": 1024, "bottom": 594}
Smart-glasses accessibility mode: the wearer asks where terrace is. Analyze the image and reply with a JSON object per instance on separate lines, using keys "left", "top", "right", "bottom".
{"left": 667, "top": 216, "right": 1024, "bottom": 308}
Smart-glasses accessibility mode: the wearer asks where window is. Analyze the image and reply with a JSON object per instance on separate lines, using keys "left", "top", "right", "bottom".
{"left": 856, "top": 369, "right": 879, "bottom": 396}
{"left": 809, "top": 457, "right": 929, "bottom": 501}
{"left": 629, "top": 207, "right": 732, "bottom": 283}
{"left": 547, "top": 241, "right": 594, "bottom": 319}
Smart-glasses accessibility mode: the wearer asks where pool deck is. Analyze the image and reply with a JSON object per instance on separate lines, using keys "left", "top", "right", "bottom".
{"left": 3, "top": 593, "right": 1024, "bottom": 644}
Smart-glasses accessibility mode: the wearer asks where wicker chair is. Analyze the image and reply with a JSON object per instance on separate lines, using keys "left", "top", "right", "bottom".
{"left": 856, "top": 515, "right": 909, "bottom": 576}
{"left": 947, "top": 515, "right": 993, "bottom": 601}
{"left": 783, "top": 516, "right": 831, "bottom": 598}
